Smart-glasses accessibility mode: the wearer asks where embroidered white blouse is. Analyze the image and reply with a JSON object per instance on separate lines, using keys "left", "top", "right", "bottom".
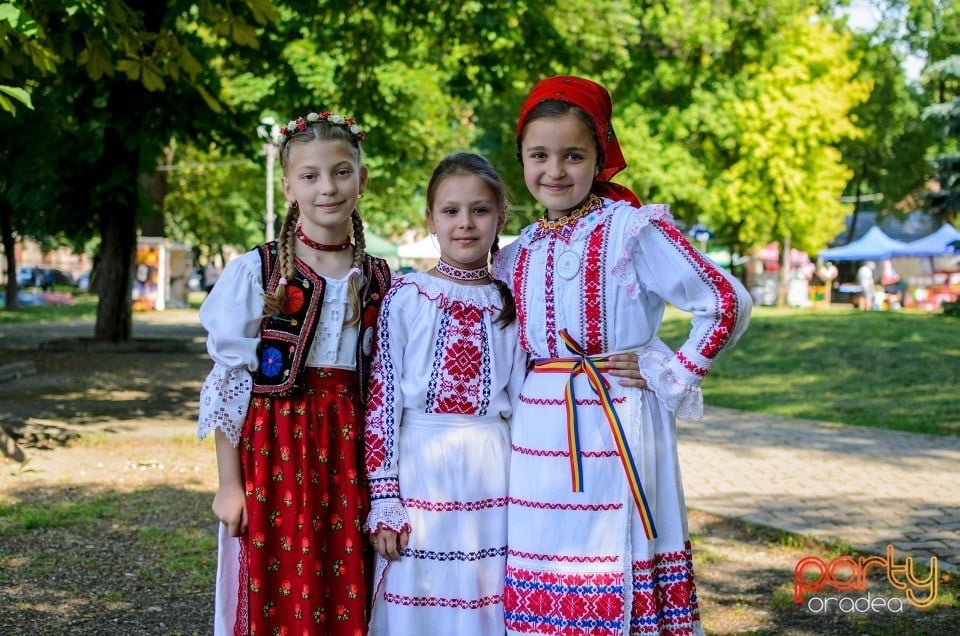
{"left": 196, "top": 249, "right": 359, "bottom": 447}
{"left": 492, "top": 197, "right": 752, "bottom": 421}
{"left": 363, "top": 273, "right": 529, "bottom": 533}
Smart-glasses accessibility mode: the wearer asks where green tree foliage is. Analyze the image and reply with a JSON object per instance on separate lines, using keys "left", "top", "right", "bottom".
{"left": 708, "top": 10, "right": 870, "bottom": 257}
{"left": 4, "top": 0, "right": 953, "bottom": 324}
{"left": 1, "top": 0, "right": 276, "bottom": 338}
{"left": 839, "top": 32, "right": 933, "bottom": 220}
{"left": 0, "top": 2, "right": 58, "bottom": 114}
{"left": 897, "top": 0, "right": 960, "bottom": 223}
{"left": 922, "top": 55, "right": 960, "bottom": 223}
{"left": 161, "top": 142, "right": 265, "bottom": 261}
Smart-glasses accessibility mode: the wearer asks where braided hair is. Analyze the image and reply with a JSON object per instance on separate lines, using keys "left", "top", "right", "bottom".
{"left": 262, "top": 114, "right": 368, "bottom": 326}
{"left": 425, "top": 152, "right": 516, "bottom": 328}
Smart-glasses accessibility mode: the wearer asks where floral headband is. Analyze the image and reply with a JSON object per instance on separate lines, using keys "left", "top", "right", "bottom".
{"left": 277, "top": 111, "right": 366, "bottom": 144}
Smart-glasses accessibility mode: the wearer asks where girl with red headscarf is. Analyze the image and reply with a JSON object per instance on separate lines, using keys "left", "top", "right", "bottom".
{"left": 493, "top": 76, "right": 752, "bottom": 636}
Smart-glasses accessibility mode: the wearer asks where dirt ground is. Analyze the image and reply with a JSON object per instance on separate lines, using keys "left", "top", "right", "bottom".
{"left": 0, "top": 334, "right": 956, "bottom": 635}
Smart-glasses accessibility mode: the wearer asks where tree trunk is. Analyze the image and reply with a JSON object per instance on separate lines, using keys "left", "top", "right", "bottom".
{"left": 93, "top": 97, "right": 139, "bottom": 342}
{"left": 95, "top": 203, "right": 136, "bottom": 341}
{"left": 0, "top": 198, "right": 19, "bottom": 311}
{"left": 845, "top": 166, "right": 865, "bottom": 244}
{"left": 777, "top": 234, "right": 791, "bottom": 307}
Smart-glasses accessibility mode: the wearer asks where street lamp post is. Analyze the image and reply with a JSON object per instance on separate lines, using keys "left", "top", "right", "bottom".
{"left": 256, "top": 118, "right": 281, "bottom": 242}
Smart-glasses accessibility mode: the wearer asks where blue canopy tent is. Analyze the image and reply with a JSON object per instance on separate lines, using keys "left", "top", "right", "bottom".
{"left": 818, "top": 227, "right": 908, "bottom": 261}
{"left": 890, "top": 224, "right": 960, "bottom": 257}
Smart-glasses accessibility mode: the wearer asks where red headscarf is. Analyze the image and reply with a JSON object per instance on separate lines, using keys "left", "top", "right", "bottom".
{"left": 516, "top": 76, "right": 641, "bottom": 207}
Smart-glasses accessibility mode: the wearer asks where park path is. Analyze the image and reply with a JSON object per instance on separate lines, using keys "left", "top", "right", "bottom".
{"left": 677, "top": 407, "right": 960, "bottom": 575}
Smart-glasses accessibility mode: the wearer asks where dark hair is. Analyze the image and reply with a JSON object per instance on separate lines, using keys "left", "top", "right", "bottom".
{"left": 264, "top": 119, "right": 368, "bottom": 324}
{"left": 516, "top": 100, "right": 604, "bottom": 167}
{"left": 426, "top": 152, "right": 516, "bottom": 328}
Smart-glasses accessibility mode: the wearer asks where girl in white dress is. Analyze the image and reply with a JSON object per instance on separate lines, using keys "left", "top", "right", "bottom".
{"left": 363, "top": 152, "right": 528, "bottom": 635}
{"left": 493, "top": 76, "right": 753, "bottom": 636}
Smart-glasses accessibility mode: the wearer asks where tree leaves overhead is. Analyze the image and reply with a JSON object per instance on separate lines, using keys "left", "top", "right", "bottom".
{"left": 2, "top": 0, "right": 952, "bottom": 321}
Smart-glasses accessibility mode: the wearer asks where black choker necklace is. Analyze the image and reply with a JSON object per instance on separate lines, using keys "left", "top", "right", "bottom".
{"left": 435, "top": 259, "right": 490, "bottom": 282}
{"left": 296, "top": 226, "right": 352, "bottom": 251}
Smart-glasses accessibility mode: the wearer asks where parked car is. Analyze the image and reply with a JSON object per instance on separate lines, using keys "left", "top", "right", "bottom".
{"left": 16, "top": 267, "right": 75, "bottom": 290}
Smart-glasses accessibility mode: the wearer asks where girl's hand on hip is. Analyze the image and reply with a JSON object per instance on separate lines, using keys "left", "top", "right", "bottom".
{"left": 607, "top": 352, "right": 648, "bottom": 389}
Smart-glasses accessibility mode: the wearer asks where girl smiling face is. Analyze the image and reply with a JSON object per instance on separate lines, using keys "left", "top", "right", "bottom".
{"left": 281, "top": 138, "right": 367, "bottom": 242}
{"left": 519, "top": 111, "right": 600, "bottom": 220}
{"left": 427, "top": 173, "right": 504, "bottom": 272}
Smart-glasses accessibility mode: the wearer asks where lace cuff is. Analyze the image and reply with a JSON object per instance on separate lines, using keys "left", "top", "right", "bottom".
{"left": 197, "top": 362, "right": 253, "bottom": 447}
{"left": 364, "top": 497, "right": 412, "bottom": 535}
{"left": 638, "top": 347, "right": 704, "bottom": 421}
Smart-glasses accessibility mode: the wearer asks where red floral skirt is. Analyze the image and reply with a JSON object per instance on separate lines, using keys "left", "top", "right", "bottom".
{"left": 237, "top": 367, "right": 370, "bottom": 636}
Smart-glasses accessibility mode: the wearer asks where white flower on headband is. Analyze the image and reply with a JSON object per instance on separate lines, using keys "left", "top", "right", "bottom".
{"left": 278, "top": 111, "right": 365, "bottom": 143}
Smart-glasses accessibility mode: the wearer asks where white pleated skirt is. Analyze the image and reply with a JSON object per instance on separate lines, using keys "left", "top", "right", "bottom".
{"left": 369, "top": 410, "right": 510, "bottom": 636}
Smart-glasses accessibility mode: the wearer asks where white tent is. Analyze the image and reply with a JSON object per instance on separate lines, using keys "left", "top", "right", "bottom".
{"left": 818, "top": 227, "right": 908, "bottom": 261}
{"left": 397, "top": 236, "right": 441, "bottom": 260}
{"left": 890, "top": 224, "right": 960, "bottom": 257}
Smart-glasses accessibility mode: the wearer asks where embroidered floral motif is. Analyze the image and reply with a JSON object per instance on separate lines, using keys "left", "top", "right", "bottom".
{"left": 282, "top": 285, "right": 305, "bottom": 314}
{"left": 260, "top": 346, "right": 284, "bottom": 377}
{"left": 531, "top": 194, "right": 603, "bottom": 243}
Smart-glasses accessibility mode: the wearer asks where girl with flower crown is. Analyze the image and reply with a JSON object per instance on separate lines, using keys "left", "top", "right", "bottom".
{"left": 197, "top": 111, "right": 391, "bottom": 636}
{"left": 492, "top": 76, "right": 753, "bottom": 636}
{"left": 362, "top": 152, "right": 529, "bottom": 635}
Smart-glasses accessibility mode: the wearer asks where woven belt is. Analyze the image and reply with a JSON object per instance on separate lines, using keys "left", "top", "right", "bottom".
{"left": 533, "top": 329, "right": 657, "bottom": 540}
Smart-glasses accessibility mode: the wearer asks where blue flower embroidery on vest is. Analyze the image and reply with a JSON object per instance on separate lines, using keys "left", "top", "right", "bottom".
{"left": 260, "top": 346, "right": 284, "bottom": 377}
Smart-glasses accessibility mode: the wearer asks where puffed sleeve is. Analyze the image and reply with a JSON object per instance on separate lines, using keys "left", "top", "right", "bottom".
{"left": 363, "top": 281, "right": 413, "bottom": 536}
{"left": 613, "top": 205, "right": 752, "bottom": 420}
{"left": 196, "top": 251, "right": 266, "bottom": 446}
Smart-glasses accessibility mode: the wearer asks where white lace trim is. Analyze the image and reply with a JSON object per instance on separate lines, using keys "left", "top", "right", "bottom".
{"left": 312, "top": 277, "right": 356, "bottom": 366}
{"left": 610, "top": 203, "right": 673, "bottom": 299}
{"left": 637, "top": 346, "right": 704, "bottom": 421}
{"left": 197, "top": 362, "right": 253, "bottom": 447}
{"left": 364, "top": 498, "right": 412, "bottom": 535}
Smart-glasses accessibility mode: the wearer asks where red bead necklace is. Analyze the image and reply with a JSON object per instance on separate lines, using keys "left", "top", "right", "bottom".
{"left": 296, "top": 226, "right": 352, "bottom": 251}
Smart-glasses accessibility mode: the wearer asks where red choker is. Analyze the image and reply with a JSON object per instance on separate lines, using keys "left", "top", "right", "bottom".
{"left": 296, "top": 226, "right": 352, "bottom": 251}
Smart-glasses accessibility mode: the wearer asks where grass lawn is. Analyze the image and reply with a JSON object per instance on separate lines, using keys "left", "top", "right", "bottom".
{"left": 0, "top": 292, "right": 98, "bottom": 323}
{"left": 659, "top": 305, "right": 960, "bottom": 436}
{"left": 3, "top": 295, "right": 958, "bottom": 436}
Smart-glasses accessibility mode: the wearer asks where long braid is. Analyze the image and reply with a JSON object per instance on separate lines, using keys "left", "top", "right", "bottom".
{"left": 490, "top": 237, "right": 516, "bottom": 327}
{"left": 261, "top": 202, "right": 300, "bottom": 316}
{"left": 345, "top": 209, "right": 366, "bottom": 326}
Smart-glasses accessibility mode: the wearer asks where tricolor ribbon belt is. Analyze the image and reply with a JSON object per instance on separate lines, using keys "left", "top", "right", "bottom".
{"left": 532, "top": 329, "right": 657, "bottom": 540}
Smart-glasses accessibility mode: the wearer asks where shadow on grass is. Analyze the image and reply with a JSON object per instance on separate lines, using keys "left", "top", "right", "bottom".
{"left": 0, "top": 483, "right": 216, "bottom": 636}
{"left": 0, "top": 345, "right": 210, "bottom": 441}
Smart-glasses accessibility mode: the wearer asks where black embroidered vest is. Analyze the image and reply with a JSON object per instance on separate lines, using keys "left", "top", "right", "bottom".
{"left": 251, "top": 242, "right": 391, "bottom": 398}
